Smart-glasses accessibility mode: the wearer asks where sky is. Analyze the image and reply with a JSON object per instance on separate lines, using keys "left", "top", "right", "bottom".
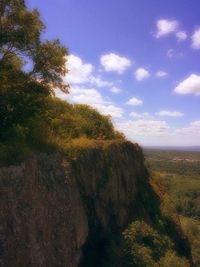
{"left": 27, "top": 0, "right": 200, "bottom": 146}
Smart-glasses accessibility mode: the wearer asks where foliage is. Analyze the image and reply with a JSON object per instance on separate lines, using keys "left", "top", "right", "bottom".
{"left": 159, "top": 250, "right": 190, "bottom": 267}
{"left": 43, "top": 100, "right": 119, "bottom": 142}
{"left": 0, "top": 0, "right": 68, "bottom": 92}
{"left": 0, "top": 97, "right": 124, "bottom": 164}
{"left": 73, "top": 104, "right": 117, "bottom": 139}
{"left": 0, "top": 0, "right": 68, "bottom": 146}
{"left": 40, "top": 100, "right": 122, "bottom": 145}
{"left": 0, "top": 0, "right": 124, "bottom": 165}
{"left": 180, "top": 216, "right": 200, "bottom": 266}
{"left": 0, "top": 70, "right": 49, "bottom": 141}
{"left": 123, "top": 220, "right": 190, "bottom": 267}
{"left": 144, "top": 149, "right": 200, "bottom": 220}
{"left": 144, "top": 149, "right": 200, "bottom": 266}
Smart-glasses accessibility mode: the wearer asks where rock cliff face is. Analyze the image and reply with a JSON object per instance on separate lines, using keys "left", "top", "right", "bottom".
{"left": 0, "top": 141, "right": 190, "bottom": 267}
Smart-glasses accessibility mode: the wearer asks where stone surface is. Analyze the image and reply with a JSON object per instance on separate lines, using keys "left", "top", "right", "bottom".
{"left": 0, "top": 141, "right": 191, "bottom": 267}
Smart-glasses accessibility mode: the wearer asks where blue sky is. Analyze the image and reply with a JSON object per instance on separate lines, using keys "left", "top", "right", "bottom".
{"left": 27, "top": 0, "right": 200, "bottom": 146}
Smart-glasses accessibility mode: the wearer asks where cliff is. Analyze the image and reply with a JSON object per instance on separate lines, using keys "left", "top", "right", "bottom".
{"left": 0, "top": 141, "right": 191, "bottom": 267}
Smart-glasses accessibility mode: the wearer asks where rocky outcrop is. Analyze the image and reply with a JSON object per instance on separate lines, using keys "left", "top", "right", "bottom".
{"left": 0, "top": 141, "right": 191, "bottom": 267}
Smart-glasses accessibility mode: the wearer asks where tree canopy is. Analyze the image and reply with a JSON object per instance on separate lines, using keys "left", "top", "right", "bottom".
{"left": 0, "top": 0, "right": 69, "bottom": 140}
{"left": 0, "top": 0, "right": 68, "bottom": 92}
{"left": 0, "top": 0, "right": 124, "bottom": 165}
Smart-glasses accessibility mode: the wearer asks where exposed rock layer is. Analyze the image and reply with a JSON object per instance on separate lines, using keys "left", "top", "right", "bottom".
{"left": 0, "top": 141, "right": 191, "bottom": 267}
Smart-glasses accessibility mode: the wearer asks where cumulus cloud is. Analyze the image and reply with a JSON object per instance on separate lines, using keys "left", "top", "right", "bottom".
{"left": 65, "top": 54, "right": 113, "bottom": 88}
{"left": 155, "top": 19, "right": 187, "bottom": 42}
{"left": 68, "top": 87, "right": 103, "bottom": 106}
{"left": 175, "top": 121, "right": 200, "bottom": 136}
{"left": 115, "top": 119, "right": 169, "bottom": 137}
{"left": 56, "top": 86, "right": 123, "bottom": 118}
{"left": 65, "top": 54, "right": 94, "bottom": 84}
{"left": 135, "top": 68, "right": 150, "bottom": 81}
{"left": 90, "top": 76, "right": 113, "bottom": 87}
{"left": 191, "top": 28, "right": 200, "bottom": 49}
{"left": 174, "top": 74, "right": 200, "bottom": 95}
{"left": 97, "top": 105, "right": 123, "bottom": 118}
{"left": 156, "top": 19, "right": 178, "bottom": 38}
{"left": 176, "top": 31, "right": 187, "bottom": 41}
{"left": 100, "top": 53, "right": 132, "bottom": 74}
{"left": 156, "top": 110, "right": 184, "bottom": 117}
{"left": 130, "top": 112, "right": 153, "bottom": 119}
{"left": 58, "top": 54, "right": 125, "bottom": 118}
{"left": 115, "top": 119, "right": 200, "bottom": 146}
{"left": 156, "top": 71, "right": 168, "bottom": 77}
{"left": 192, "top": 121, "right": 200, "bottom": 127}
{"left": 110, "top": 86, "right": 121, "bottom": 93}
{"left": 126, "top": 97, "right": 143, "bottom": 106}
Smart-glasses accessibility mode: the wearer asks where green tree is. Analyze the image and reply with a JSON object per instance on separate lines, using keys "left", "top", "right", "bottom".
{"left": 123, "top": 220, "right": 190, "bottom": 267}
{"left": 159, "top": 250, "right": 190, "bottom": 267}
{"left": 0, "top": 0, "right": 68, "bottom": 139}
{"left": 0, "top": 0, "right": 68, "bottom": 92}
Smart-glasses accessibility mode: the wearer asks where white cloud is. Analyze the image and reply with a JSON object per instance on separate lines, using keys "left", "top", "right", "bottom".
{"left": 110, "top": 86, "right": 121, "bottom": 93}
{"left": 68, "top": 87, "right": 103, "bottom": 106}
{"left": 135, "top": 68, "right": 150, "bottom": 81}
{"left": 155, "top": 19, "right": 187, "bottom": 42}
{"left": 97, "top": 105, "right": 123, "bottom": 118}
{"left": 191, "top": 28, "right": 200, "bottom": 49}
{"left": 130, "top": 112, "right": 153, "bottom": 119}
{"left": 100, "top": 53, "right": 132, "bottom": 74}
{"left": 126, "top": 97, "right": 143, "bottom": 106}
{"left": 56, "top": 86, "right": 103, "bottom": 106}
{"left": 156, "top": 71, "right": 168, "bottom": 77}
{"left": 115, "top": 119, "right": 200, "bottom": 146}
{"left": 156, "top": 110, "right": 184, "bottom": 117}
{"left": 175, "top": 121, "right": 200, "bottom": 136}
{"left": 90, "top": 76, "right": 113, "bottom": 87}
{"left": 166, "top": 49, "right": 183, "bottom": 58}
{"left": 66, "top": 54, "right": 94, "bottom": 84}
{"left": 65, "top": 54, "right": 113, "bottom": 88}
{"left": 192, "top": 121, "right": 200, "bottom": 127}
{"left": 174, "top": 74, "right": 200, "bottom": 95}
{"left": 167, "top": 49, "right": 174, "bottom": 58}
{"left": 116, "top": 119, "right": 169, "bottom": 137}
{"left": 176, "top": 31, "right": 187, "bottom": 41}
{"left": 58, "top": 54, "right": 125, "bottom": 118}
{"left": 56, "top": 86, "right": 123, "bottom": 118}
{"left": 156, "top": 19, "right": 178, "bottom": 38}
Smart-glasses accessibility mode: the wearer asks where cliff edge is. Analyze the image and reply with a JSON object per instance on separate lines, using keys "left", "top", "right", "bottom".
{"left": 0, "top": 141, "right": 191, "bottom": 267}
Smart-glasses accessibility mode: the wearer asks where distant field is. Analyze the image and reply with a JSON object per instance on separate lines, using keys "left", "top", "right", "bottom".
{"left": 144, "top": 149, "right": 200, "bottom": 265}
{"left": 144, "top": 146, "right": 200, "bottom": 152}
{"left": 144, "top": 149, "right": 200, "bottom": 177}
{"left": 144, "top": 148, "right": 200, "bottom": 219}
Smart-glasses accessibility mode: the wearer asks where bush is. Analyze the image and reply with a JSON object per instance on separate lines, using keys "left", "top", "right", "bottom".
{"left": 0, "top": 95, "right": 125, "bottom": 164}
{"left": 123, "top": 220, "right": 189, "bottom": 267}
{"left": 159, "top": 250, "right": 190, "bottom": 267}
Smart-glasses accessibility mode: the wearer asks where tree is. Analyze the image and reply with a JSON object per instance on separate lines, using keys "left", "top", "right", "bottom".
{"left": 122, "top": 220, "right": 190, "bottom": 267}
{"left": 0, "top": 0, "right": 68, "bottom": 139}
{"left": 0, "top": 0, "right": 68, "bottom": 92}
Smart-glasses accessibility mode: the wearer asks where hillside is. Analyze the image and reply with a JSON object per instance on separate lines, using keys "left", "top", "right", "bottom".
{"left": 144, "top": 148, "right": 200, "bottom": 266}
{"left": 0, "top": 141, "right": 192, "bottom": 267}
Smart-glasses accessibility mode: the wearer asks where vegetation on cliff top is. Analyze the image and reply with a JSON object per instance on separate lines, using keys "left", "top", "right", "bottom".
{"left": 0, "top": 1, "right": 124, "bottom": 165}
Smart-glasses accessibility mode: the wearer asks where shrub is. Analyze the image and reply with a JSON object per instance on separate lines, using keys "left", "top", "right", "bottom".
{"left": 159, "top": 250, "right": 190, "bottom": 267}
{"left": 123, "top": 220, "right": 189, "bottom": 267}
